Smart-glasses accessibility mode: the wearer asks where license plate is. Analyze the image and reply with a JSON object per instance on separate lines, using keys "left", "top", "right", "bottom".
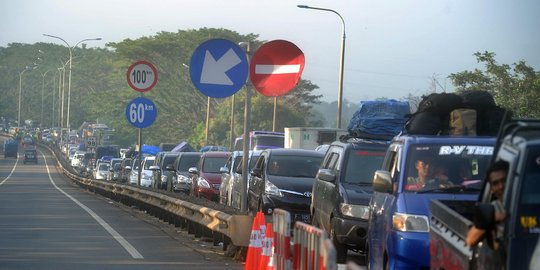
{"left": 294, "top": 213, "right": 311, "bottom": 223}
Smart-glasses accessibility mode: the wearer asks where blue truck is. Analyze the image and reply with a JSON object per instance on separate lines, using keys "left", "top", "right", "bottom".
{"left": 367, "top": 135, "right": 495, "bottom": 269}
{"left": 3, "top": 139, "right": 19, "bottom": 158}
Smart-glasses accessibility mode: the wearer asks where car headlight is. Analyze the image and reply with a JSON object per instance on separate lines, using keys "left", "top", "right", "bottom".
{"left": 392, "top": 213, "right": 429, "bottom": 232}
{"left": 265, "top": 181, "right": 283, "bottom": 197}
{"left": 340, "top": 203, "right": 370, "bottom": 220}
{"left": 198, "top": 177, "right": 210, "bottom": 189}
{"left": 161, "top": 175, "right": 168, "bottom": 182}
{"left": 177, "top": 175, "right": 190, "bottom": 183}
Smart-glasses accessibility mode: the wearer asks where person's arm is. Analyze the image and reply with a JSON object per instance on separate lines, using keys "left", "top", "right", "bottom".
{"left": 466, "top": 225, "right": 486, "bottom": 246}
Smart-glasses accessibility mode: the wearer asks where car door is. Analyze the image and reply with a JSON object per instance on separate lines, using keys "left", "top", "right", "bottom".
{"left": 314, "top": 145, "right": 343, "bottom": 231}
{"left": 248, "top": 152, "right": 267, "bottom": 212}
{"left": 369, "top": 144, "right": 401, "bottom": 267}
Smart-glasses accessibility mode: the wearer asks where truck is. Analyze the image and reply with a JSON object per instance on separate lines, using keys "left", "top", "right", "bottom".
{"left": 429, "top": 120, "right": 540, "bottom": 269}
{"left": 3, "top": 139, "right": 19, "bottom": 158}
{"left": 233, "top": 130, "right": 285, "bottom": 151}
{"left": 367, "top": 134, "right": 496, "bottom": 269}
{"left": 284, "top": 127, "right": 347, "bottom": 150}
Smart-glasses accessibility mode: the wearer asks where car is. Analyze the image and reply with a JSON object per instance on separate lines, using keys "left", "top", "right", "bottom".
{"left": 23, "top": 149, "right": 38, "bottom": 164}
{"left": 128, "top": 157, "right": 142, "bottom": 185}
{"left": 140, "top": 156, "right": 156, "bottom": 187}
{"left": 107, "top": 158, "right": 123, "bottom": 181}
{"left": 219, "top": 151, "right": 243, "bottom": 205}
{"left": 310, "top": 134, "right": 390, "bottom": 262}
{"left": 171, "top": 152, "right": 201, "bottom": 194}
{"left": 247, "top": 148, "right": 324, "bottom": 222}
{"left": 150, "top": 152, "right": 180, "bottom": 190}
{"left": 22, "top": 136, "right": 34, "bottom": 148}
{"left": 3, "top": 139, "right": 18, "bottom": 158}
{"left": 93, "top": 162, "right": 110, "bottom": 180}
{"left": 188, "top": 151, "right": 230, "bottom": 201}
{"left": 226, "top": 150, "right": 262, "bottom": 210}
{"left": 118, "top": 158, "right": 133, "bottom": 183}
{"left": 71, "top": 151, "right": 85, "bottom": 168}
{"left": 368, "top": 135, "right": 495, "bottom": 269}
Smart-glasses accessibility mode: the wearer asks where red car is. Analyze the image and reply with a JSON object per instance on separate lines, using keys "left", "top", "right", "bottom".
{"left": 189, "top": 151, "right": 230, "bottom": 202}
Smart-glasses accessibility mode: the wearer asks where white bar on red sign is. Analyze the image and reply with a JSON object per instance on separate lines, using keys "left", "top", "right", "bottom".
{"left": 255, "top": 64, "right": 301, "bottom": 74}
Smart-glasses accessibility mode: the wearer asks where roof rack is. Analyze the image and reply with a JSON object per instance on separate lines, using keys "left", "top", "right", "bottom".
{"left": 339, "top": 131, "right": 394, "bottom": 143}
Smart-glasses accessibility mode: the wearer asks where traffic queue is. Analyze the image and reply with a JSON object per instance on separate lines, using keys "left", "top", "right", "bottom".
{"left": 28, "top": 90, "right": 539, "bottom": 269}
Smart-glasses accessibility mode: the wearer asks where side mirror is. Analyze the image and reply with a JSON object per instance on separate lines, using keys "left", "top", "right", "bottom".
{"left": 149, "top": 165, "right": 160, "bottom": 171}
{"left": 165, "top": 164, "right": 175, "bottom": 171}
{"left": 188, "top": 167, "right": 198, "bottom": 174}
{"left": 316, "top": 169, "right": 336, "bottom": 182}
{"left": 220, "top": 166, "right": 229, "bottom": 174}
{"left": 473, "top": 203, "right": 496, "bottom": 230}
{"left": 250, "top": 168, "right": 262, "bottom": 178}
{"left": 373, "top": 170, "right": 393, "bottom": 193}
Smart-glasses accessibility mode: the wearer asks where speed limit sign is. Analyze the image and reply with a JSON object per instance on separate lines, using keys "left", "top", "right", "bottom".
{"left": 125, "top": 96, "right": 157, "bottom": 128}
{"left": 126, "top": 61, "right": 158, "bottom": 92}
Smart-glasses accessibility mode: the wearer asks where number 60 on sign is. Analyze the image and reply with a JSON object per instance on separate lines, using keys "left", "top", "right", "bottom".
{"left": 125, "top": 96, "right": 157, "bottom": 128}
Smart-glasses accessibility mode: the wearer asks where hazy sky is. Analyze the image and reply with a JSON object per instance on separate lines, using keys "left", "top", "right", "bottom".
{"left": 1, "top": 0, "right": 539, "bottom": 103}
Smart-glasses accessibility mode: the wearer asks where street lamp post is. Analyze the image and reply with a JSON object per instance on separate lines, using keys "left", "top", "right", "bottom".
{"left": 43, "top": 34, "right": 101, "bottom": 134}
{"left": 40, "top": 70, "right": 51, "bottom": 128}
{"left": 18, "top": 66, "right": 34, "bottom": 127}
{"left": 297, "top": 4, "right": 346, "bottom": 128}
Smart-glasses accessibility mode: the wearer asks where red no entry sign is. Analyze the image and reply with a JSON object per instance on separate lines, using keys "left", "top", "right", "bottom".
{"left": 126, "top": 60, "right": 158, "bottom": 92}
{"left": 250, "top": 40, "right": 305, "bottom": 97}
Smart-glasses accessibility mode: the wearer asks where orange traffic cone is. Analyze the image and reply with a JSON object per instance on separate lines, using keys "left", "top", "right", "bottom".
{"left": 245, "top": 212, "right": 263, "bottom": 270}
{"left": 259, "top": 223, "right": 274, "bottom": 270}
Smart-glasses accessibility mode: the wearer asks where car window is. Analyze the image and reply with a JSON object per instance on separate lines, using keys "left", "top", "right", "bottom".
{"left": 202, "top": 157, "right": 228, "bottom": 173}
{"left": 343, "top": 150, "right": 386, "bottom": 184}
{"left": 268, "top": 155, "right": 323, "bottom": 177}
{"left": 519, "top": 147, "right": 540, "bottom": 205}
{"left": 144, "top": 159, "right": 155, "bottom": 169}
{"left": 178, "top": 155, "right": 200, "bottom": 171}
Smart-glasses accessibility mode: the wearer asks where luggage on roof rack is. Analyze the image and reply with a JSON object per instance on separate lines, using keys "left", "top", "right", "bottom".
{"left": 347, "top": 99, "right": 410, "bottom": 139}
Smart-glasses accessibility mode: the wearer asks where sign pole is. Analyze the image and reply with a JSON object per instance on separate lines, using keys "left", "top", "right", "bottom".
{"left": 137, "top": 126, "right": 142, "bottom": 186}
{"left": 229, "top": 94, "right": 235, "bottom": 150}
{"left": 240, "top": 41, "right": 253, "bottom": 214}
{"left": 273, "top": 97, "right": 277, "bottom": 132}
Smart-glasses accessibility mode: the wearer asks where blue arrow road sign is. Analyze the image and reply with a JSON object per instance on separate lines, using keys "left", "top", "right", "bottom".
{"left": 125, "top": 96, "right": 157, "bottom": 128}
{"left": 189, "top": 39, "right": 248, "bottom": 98}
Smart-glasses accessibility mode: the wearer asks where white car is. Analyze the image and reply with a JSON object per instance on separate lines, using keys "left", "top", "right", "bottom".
{"left": 94, "top": 162, "right": 110, "bottom": 180}
{"left": 140, "top": 156, "right": 155, "bottom": 187}
{"left": 71, "top": 151, "right": 85, "bottom": 168}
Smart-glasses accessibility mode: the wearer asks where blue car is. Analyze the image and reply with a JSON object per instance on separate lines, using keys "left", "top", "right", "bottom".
{"left": 367, "top": 135, "right": 495, "bottom": 269}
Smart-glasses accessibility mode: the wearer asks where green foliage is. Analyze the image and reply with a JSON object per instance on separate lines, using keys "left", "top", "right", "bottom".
{"left": 449, "top": 51, "right": 540, "bottom": 118}
{"left": 0, "top": 28, "right": 322, "bottom": 148}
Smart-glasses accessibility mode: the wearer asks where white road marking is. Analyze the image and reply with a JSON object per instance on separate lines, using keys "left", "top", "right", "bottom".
{"left": 0, "top": 154, "right": 18, "bottom": 185}
{"left": 39, "top": 150, "right": 144, "bottom": 259}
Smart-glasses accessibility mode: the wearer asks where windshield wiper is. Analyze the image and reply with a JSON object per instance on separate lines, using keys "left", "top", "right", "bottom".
{"left": 417, "top": 185, "right": 480, "bottom": 194}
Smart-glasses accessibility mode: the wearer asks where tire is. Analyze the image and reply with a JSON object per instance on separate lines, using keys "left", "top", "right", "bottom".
{"left": 330, "top": 221, "right": 348, "bottom": 263}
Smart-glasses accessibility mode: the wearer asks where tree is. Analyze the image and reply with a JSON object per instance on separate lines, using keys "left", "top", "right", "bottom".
{"left": 449, "top": 51, "right": 540, "bottom": 118}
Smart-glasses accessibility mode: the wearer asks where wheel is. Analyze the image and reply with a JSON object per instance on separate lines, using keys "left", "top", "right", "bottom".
{"left": 330, "top": 221, "right": 348, "bottom": 263}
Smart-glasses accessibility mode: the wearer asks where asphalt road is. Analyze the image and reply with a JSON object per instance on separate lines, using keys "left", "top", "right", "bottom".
{"left": 0, "top": 138, "right": 243, "bottom": 270}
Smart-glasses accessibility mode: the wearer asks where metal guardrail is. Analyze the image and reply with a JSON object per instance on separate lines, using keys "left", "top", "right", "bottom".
{"left": 42, "top": 142, "right": 253, "bottom": 253}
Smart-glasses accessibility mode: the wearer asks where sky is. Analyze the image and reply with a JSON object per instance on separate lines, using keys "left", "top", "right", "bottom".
{"left": 1, "top": 0, "right": 539, "bottom": 103}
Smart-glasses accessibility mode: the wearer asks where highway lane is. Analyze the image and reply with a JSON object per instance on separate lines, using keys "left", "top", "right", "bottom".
{"left": 0, "top": 140, "right": 243, "bottom": 270}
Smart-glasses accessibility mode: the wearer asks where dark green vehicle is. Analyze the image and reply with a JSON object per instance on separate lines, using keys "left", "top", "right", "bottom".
{"left": 23, "top": 149, "right": 37, "bottom": 164}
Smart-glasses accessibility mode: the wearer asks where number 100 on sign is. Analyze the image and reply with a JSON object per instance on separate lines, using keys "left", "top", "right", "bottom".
{"left": 125, "top": 97, "right": 157, "bottom": 128}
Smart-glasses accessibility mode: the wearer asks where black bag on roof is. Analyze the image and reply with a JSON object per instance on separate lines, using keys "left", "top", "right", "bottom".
{"left": 459, "top": 90, "right": 508, "bottom": 136}
{"left": 405, "top": 92, "right": 463, "bottom": 135}
{"left": 460, "top": 90, "right": 496, "bottom": 110}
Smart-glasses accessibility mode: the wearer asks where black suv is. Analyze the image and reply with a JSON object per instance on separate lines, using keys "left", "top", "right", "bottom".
{"left": 310, "top": 134, "right": 390, "bottom": 262}
{"left": 23, "top": 149, "right": 38, "bottom": 164}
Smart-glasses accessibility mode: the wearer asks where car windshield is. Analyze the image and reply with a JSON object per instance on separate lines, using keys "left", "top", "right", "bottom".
{"left": 268, "top": 155, "right": 322, "bottom": 177}
{"left": 252, "top": 136, "right": 284, "bottom": 150}
{"left": 404, "top": 144, "right": 494, "bottom": 193}
{"left": 99, "top": 164, "right": 109, "bottom": 171}
{"left": 177, "top": 155, "right": 200, "bottom": 171}
{"left": 202, "top": 157, "right": 228, "bottom": 173}
{"left": 143, "top": 159, "right": 155, "bottom": 169}
{"left": 162, "top": 156, "right": 177, "bottom": 168}
{"left": 343, "top": 149, "right": 387, "bottom": 184}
